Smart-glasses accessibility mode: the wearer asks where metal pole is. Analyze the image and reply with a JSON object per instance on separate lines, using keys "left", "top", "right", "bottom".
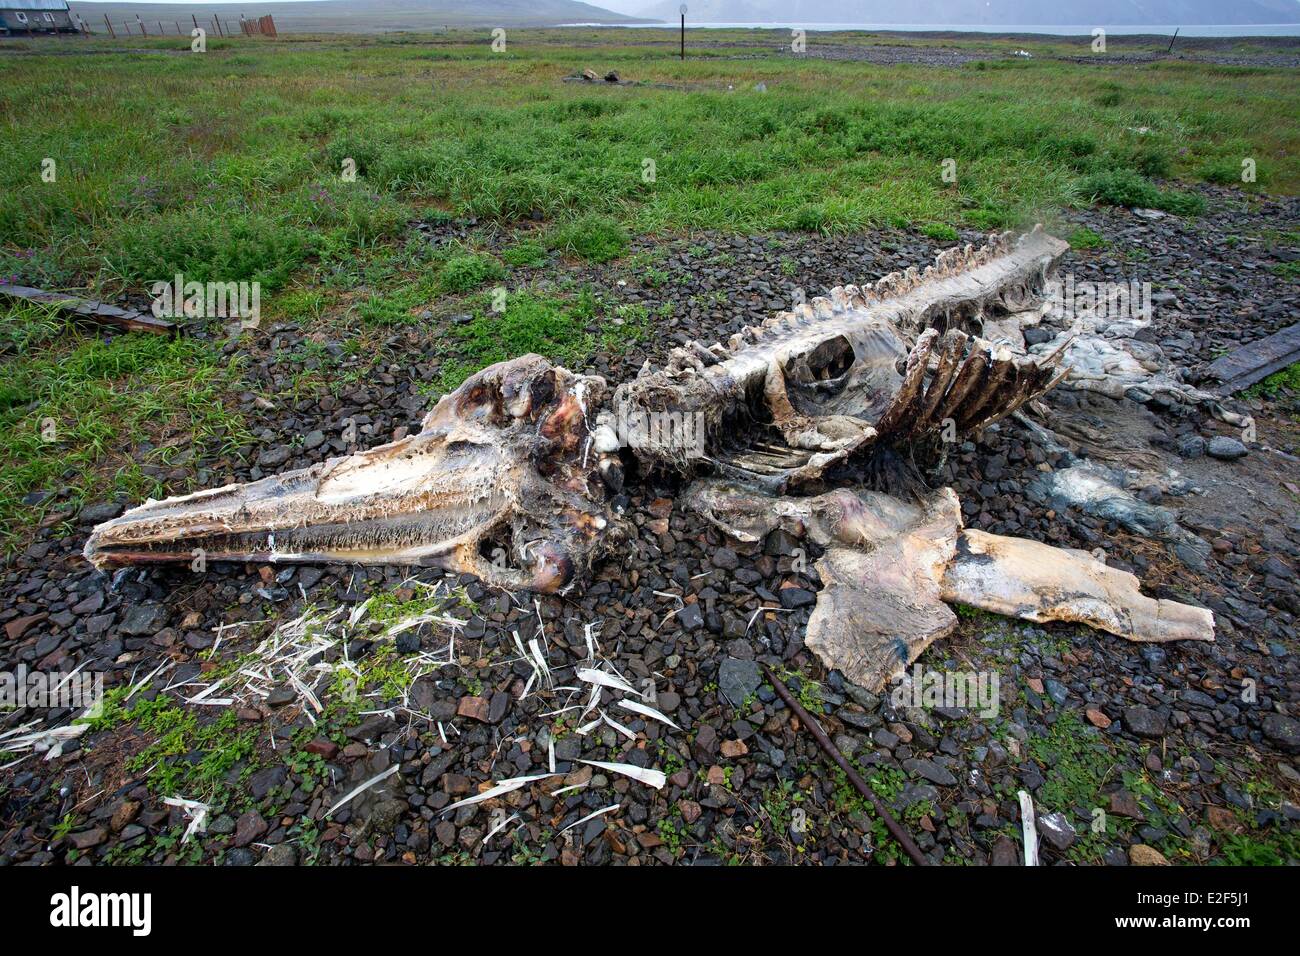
{"left": 105, "top": 14, "right": 115, "bottom": 38}
{"left": 680, "top": 14, "right": 684, "bottom": 61}
{"left": 1167, "top": 27, "right": 1179, "bottom": 53}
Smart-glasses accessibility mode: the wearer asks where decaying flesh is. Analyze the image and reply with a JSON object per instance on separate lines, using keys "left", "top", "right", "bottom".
{"left": 606, "top": 225, "right": 1071, "bottom": 488}
{"left": 85, "top": 226, "right": 1217, "bottom": 689}
{"left": 942, "top": 530, "right": 1215, "bottom": 645}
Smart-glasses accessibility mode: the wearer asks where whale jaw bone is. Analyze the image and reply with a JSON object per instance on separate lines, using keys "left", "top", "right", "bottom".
{"left": 83, "top": 354, "right": 622, "bottom": 594}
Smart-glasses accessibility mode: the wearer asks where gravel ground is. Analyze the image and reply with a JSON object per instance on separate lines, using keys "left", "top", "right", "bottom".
{"left": 2, "top": 184, "right": 1298, "bottom": 866}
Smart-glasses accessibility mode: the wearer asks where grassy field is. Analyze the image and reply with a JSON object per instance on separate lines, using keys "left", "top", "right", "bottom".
{"left": 1, "top": 29, "right": 1298, "bottom": 544}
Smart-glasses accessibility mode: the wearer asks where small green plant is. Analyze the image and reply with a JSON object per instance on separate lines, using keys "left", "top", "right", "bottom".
{"left": 1067, "top": 227, "right": 1107, "bottom": 249}
{"left": 1027, "top": 709, "right": 1118, "bottom": 811}
{"left": 1244, "top": 362, "right": 1300, "bottom": 401}
{"left": 1080, "top": 169, "right": 1205, "bottom": 217}
{"left": 657, "top": 811, "right": 687, "bottom": 858}
{"left": 502, "top": 239, "right": 547, "bottom": 267}
{"left": 438, "top": 253, "right": 505, "bottom": 294}
{"left": 921, "top": 222, "right": 959, "bottom": 241}
{"left": 546, "top": 213, "right": 629, "bottom": 263}
{"left": 51, "top": 812, "right": 78, "bottom": 841}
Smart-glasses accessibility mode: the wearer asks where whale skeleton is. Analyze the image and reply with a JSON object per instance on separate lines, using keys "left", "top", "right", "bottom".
{"left": 84, "top": 227, "right": 1214, "bottom": 688}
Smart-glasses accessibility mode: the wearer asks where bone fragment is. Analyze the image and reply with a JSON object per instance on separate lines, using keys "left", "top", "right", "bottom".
{"left": 941, "top": 529, "right": 1214, "bottom": 643}
{"left": 806, "top": 490, "right": 963, "bottom": 693}
{"left": 685, "top": 477, "right": 1214, "bottom": 691}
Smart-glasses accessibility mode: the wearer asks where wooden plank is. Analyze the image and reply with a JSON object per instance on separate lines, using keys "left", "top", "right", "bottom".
{"left": 1206, "top": 323, "right": 1300, "bottom": 395}
{"left": 0, "top": 285, "right": 176, "bottom": 335}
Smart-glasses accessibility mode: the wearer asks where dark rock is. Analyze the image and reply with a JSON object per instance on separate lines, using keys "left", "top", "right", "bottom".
{"left": 1037, "top": 811, "right": 1076, "bottom": 851}
{"left": 903, "top": 758, "right": 957, "bottom": 787}
{"left": 1124, "top": 706, "right": 1167, "bottom": 738}
{"left": 79, "top": 502, "right": 124, "bottom": 524}
{"left": 1261, "top": 713, "right": 1300, "bottom": 753}
{"left": 256, "top": 844, "right": 298, "bottom": 866}
{"left": 718, "top": 657, "right": 762, "bottom": 708}
{"left": 119, "top": 603, "right": 168, "bottom": 636}
{"left": 68, "top": 827, "right": 106, "bottom": 851}
{"left": 1176, "top": 435, "right": 1206, "bottom": 459}
{"left": 779, "top": 587, "right": 817, "bottom": 609}
{"left": 677, "top": 602, "right": 704, "bottom": 631}
{"left": 233, "top": 811, "right": 268, "bottom": 848}
{"left": 1206, "top": 436, "right": 1247, "bottom": 460}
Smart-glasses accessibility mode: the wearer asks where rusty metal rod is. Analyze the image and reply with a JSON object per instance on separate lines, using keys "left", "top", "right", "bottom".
{"left": 762, "top": 664, "right": 929, "bottom": 866}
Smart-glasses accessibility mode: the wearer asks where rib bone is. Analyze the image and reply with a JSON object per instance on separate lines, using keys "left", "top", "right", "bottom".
{"left": 87, "top": 229, "right": 1074, "bottom": 606}
{"left": 610, "top": 226, "right": 1069, "bottom": 488}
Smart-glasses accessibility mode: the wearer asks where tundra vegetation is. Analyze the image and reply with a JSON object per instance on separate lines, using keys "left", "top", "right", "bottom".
{"left": 1, "top": 29, "right": 1297, "bottom": 542}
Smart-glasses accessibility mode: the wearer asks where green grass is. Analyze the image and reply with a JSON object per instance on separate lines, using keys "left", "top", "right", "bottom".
{"left": 1, "top": 30, "right": 1297, "bottom": 547}
{"left": 1079, "top": 169, "right": 1206, "bottom": 216}
{"left": 1067, "top": 226, "right": 1108, "bottom": 249}
{"left": 547, "top": 213, "right": 630, "bottom": 263}
{"left": 0, "top": 319, "right": 250, "bottom": 549}
{"left": 92, "top": 692, "right": 261, "bottom": 800}
{"left": 438, "top": 252, "right": 506, "bottom": 293}
{"left": 1244, "top": 361, "right": 1300, "bottom": 414}
{"left": 2, "top": 32, "right": 1295, "bottom": 296}
{"left": 501, "top": 238, "right": 548, "bottom": 267}
{"left": 431, "top": 288, "right": 649, "bottom": 392}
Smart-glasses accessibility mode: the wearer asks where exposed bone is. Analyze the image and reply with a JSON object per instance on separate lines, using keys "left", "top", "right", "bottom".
{"left": 686, "top": 477, "right": 1214, "bottom": 689}
{"left": 807, "top": 491, "right": 962, "bottom": 693}
{"left": 1025, "top": 299, "right": 1254, "bottom": 432}
{"left": 89, "top": 228, "right": 1072, "bottom": 579}
{"left": 85, "top": 355, "right": 622, "bottom": 593}
{"left": 942, "top": 529, "right": 1215, "bottom": 643}
{"left": 610, "top": 226, "right": 1070, "bottom": 486}
{"left": 81, "top": 226, "right": 1226, "bottom": 691}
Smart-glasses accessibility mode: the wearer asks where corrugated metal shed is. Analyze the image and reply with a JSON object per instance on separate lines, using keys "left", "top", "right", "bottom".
{"left": 1, "top": 0, "right": 70, "bottom": 10}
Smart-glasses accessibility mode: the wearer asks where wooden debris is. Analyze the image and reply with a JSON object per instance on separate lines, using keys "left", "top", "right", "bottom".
{"left": 1205, "top": 322, "right": 1300, "bottom": 395}
{"left": 0, "top": 284, "right": 176, "bottom": 335}
{"left": 763, "top": 664, "right": 929, "bottom": 866}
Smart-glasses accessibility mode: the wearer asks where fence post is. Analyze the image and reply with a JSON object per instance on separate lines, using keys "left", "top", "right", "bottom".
{"left": 105, "top": 15, "right": 115, "bottom": 38}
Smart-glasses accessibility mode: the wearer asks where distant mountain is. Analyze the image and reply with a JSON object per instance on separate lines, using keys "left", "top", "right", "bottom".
{"left": 627, "top": 0, "right": 1300, "bottom": 25}
{"left": 71, "top": 0, "right": 645, "bottom": 34}
{"left": 632, "top": 0, "right": 770, "bottom": 22}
